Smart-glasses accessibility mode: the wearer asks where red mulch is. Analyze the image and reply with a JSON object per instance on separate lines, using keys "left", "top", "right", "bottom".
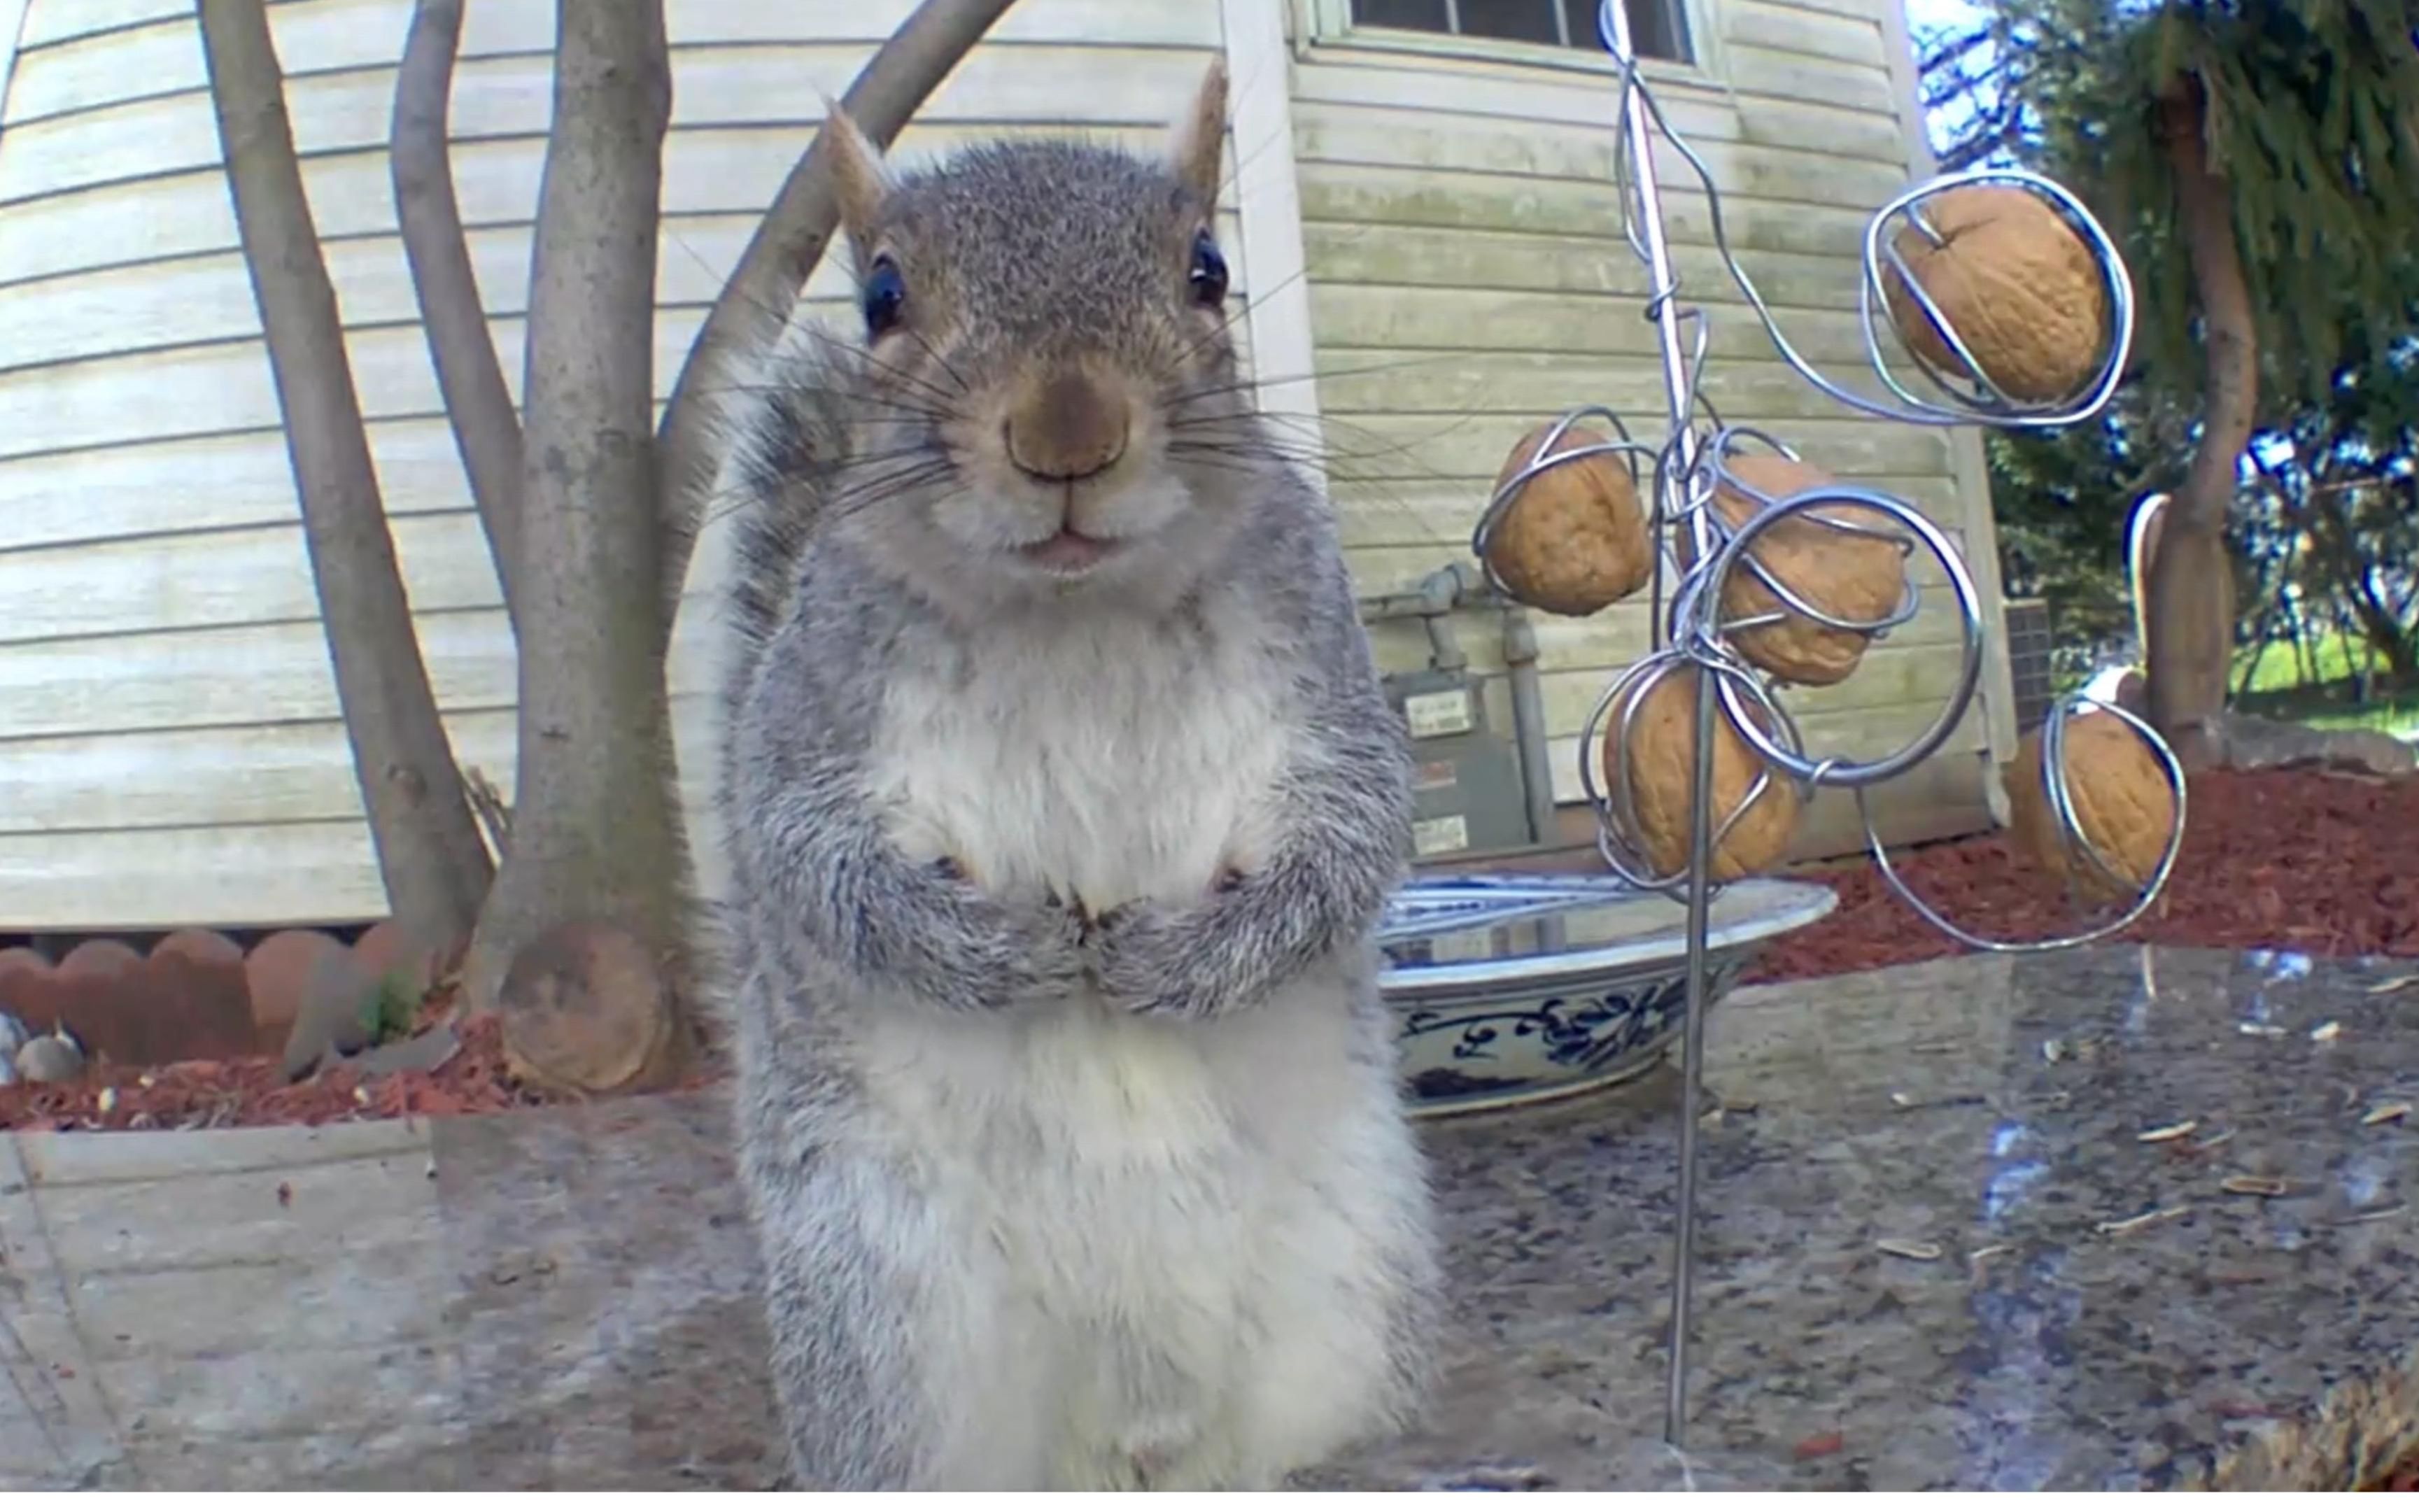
{"left": 0, "top": 984, "right": 724, "bottom": 1136}
{"left": 2, "top": 767, "right": 2411, "bottom": 1136}
{"left": 0, "top": 1000, "right": 567, "bottom": 1135}
{"left": 1743, "top": 765, "right": 2419, "bottom": 984}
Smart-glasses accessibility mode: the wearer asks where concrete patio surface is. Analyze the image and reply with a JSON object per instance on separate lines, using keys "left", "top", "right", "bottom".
{"left": 7, "top": 943, "right": 2419, "bottom": 1491}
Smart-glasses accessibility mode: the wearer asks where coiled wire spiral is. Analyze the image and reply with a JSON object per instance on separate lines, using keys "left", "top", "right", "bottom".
{"left": 1467, "top": 3, "right": 2187, "bottom": 956}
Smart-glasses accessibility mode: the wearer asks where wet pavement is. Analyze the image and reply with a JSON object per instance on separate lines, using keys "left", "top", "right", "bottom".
{"left": 6, "top": 942, "right": 2418, "bottom": 1490}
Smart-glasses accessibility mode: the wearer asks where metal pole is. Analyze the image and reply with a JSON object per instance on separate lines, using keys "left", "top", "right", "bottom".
{"left": 1591, "top": 0, "right": 1718, "bottom": 1451}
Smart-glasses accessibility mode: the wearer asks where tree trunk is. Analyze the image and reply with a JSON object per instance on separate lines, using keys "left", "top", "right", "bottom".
{"left": 2143, "top": 74, "right": 2257, "bottom": 772}
{"left": 393, "top": 0, "right": 526, "bottom": 633}
{"left": 197, "top": 0, "right": 494, "bottom": 960}
{"left": 650, "top": 0, "right": 1022, "bottom": 640}
{"left": 465, "top": 0, "right": 691, "bottom": 1091}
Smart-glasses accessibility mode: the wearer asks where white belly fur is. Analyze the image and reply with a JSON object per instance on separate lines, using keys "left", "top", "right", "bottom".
{"left": 866, "top": 602, "right": 1288, "bottom": 911}
{"left": 849, "top": 607, "right": 1414, "bottom": 1485}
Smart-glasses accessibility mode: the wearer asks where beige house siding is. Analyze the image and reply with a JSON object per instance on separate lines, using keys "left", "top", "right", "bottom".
{"left": 0, "top": 0, "right": 1236, "bottom": 930}
{"left": 1287, "top": 0, "right": 2016, "bottom": 861}
{"left": 0, "top": 0, "right": 2003, "bottom": 934}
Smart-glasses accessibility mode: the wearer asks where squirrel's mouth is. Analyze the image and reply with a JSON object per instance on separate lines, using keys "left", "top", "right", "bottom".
{"left": 1017, "top": 528, "right": 1119, "bottom": 574}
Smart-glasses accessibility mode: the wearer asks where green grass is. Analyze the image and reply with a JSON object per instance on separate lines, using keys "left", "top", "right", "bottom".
{"left": 2223, "top": 630, "right": 2419, "bottom": 744}
{"left": 2232, "top": 630, "right": 2378, "bottom": 695}
{"left": 2301, "top": 695, "right": 2419, "bottom": 742}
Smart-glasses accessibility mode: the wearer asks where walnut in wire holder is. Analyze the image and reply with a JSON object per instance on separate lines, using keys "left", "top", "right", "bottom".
{"left": 1670, "top": 424, "right": 1924, "bottom": 670}
{"left": 1467, "top": 404, "right": 1666, "bottom": 603}
{"left": 1596, "top": 13, "right": 2139, "bottom": 435}
{"left": 1866, "top": 691, "right": 2191, "bottom": 954}
{"left": 1861, "top": 170, "right": 2136, "bottom": 425}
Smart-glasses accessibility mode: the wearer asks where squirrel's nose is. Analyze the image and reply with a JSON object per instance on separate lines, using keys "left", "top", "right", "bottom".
{"left": 1004, "top": 371, "right": 1130, "bottom": 481}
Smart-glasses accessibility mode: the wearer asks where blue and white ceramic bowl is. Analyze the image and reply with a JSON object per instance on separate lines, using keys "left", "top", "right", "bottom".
{"left": 1377, "top": 873, "right": 1838, "bottom": 1117}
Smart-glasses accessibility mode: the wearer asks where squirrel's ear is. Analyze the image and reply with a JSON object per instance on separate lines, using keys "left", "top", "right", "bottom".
{"left": 816, "top": 99, "right": 894, "bottom": 248}
{"left": 1167, "top": 57, "right": 1229, "bottom": 208}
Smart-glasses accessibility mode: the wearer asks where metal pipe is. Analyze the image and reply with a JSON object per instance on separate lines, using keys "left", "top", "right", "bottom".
{"left": 1502, "top": 609, "right": 1557, "bottom": 849}
{"left": 1356, "top": 593, "right": 1439, "bottom": 623}
{"left": 1355, "top": 562, "right": 1493, "bottom": 625}
{"left": 1502, "top": 605, "right": 1570, "bottom": 952}
{"left": 1419, "top": 566, "right": 1468, "bottom": 674}
{"left": 1425, "top": 614, "right": 1466, "bottom": 674}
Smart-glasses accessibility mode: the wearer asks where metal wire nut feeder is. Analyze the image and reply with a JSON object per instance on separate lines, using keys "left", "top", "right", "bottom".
{"left": 1463, "top": 0, "right": 2192, "bottom": 1455}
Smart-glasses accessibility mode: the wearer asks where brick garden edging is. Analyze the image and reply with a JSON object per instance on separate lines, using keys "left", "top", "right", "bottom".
{"left": 0, "top": 923, "right": 432, "bottom": 1070}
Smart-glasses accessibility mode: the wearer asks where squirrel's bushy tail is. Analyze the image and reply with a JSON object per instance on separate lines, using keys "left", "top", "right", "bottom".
{"left": 700, "top": 327, "right": 870, "bottom": 1038}
{"left": 717, "top": 332, "right": 866, "bottom": 698}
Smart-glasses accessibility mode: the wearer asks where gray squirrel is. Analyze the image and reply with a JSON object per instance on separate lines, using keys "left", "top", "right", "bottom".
{"left": 709, "top": 59, "right": 1444, "bottom": 1491}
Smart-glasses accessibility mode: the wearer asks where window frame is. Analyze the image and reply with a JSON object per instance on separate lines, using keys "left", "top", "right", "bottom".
{"left": 1294, "top": 0, "right": 1724, "bottom": 90}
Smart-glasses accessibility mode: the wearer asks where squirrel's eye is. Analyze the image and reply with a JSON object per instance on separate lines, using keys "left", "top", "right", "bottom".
{"left": 861, "top": 257, "right": 907, "bottom": 339}
{"left": 1188, "top": 229, "right": 1228, "bottom": 308}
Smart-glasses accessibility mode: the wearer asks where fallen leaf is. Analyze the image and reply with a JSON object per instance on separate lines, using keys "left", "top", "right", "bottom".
{"left": 1793, "top": 1431, "right": 1846, "bottom": 1460}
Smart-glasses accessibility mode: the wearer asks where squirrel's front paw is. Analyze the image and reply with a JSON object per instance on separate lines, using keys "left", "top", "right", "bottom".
{"left": 1090, "top": 898, "right": 1222, "bottom": 1021}
{"left": 1017, "top": 886, "right": 1092, "bottom": 998}
{"left": 908, "top": 863, "right": 1087, "bottom": 1009}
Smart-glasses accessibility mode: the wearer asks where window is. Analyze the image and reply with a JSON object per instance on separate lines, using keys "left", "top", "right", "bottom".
{"left": 1346, "top": 0, "right": 1695, "bottom": 65}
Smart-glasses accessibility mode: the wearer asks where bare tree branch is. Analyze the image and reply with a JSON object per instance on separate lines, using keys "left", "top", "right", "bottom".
{"left": 393, "top": 0, "right": 526, "bottom": 630}
{"left": 197, "top": 0, "right": 494, "bottom": 953}
{"left": 649, "top": 0, "right": 1020, "bottom": 644}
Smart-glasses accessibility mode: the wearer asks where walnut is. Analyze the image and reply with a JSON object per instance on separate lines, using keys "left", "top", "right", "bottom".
{"left": 1882, "top": 183, "right": 2111, "bottom": 405}
{"left": 2003, "top": 709, "right": 2177, "bottom": 902}
{"left": 1602, "top": 664, "right": 1802, "bottom": 882}
{"left": 1481, "top": 421, "right": 1653, "bottom": 617}
{"left": 1689, "top": 451, "right": 1909, "bottom": 687}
